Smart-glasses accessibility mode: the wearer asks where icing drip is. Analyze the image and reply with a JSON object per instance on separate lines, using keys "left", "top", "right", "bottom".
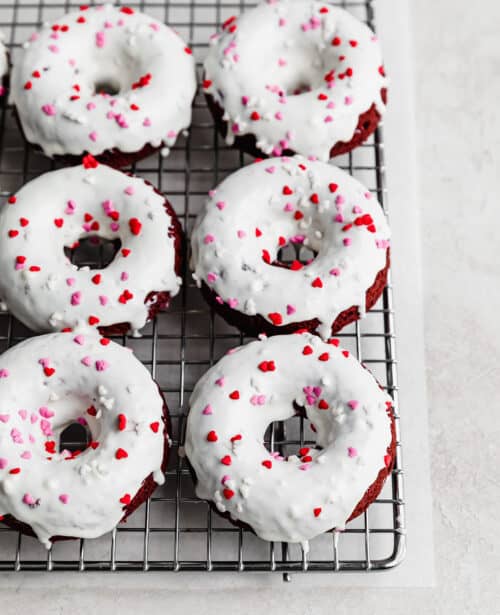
{"left": 185, "top": 332, "right": 393, "bottom": 544}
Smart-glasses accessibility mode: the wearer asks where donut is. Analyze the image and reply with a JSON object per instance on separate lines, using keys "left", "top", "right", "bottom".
{"left": 0, "top": 332, "right": 168, "bottom": 547}
{"left": 0, "top": 157, "right": 182, "bottom": 335}
{"left": 10, "top": 4, "right": 196, "bottom": 167}
{"left": 191, "top": 156, "right": 390, "bottom": 339}
{"left": 185, "top": 332, "right": 395, "bottom": 545}
{"left": 203, "top": 0, "right": 387, "bottom": 161}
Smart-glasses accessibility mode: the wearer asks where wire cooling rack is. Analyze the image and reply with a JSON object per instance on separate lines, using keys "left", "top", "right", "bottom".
{"left": 0, "top": 0, "right": 405, "bottom": 579}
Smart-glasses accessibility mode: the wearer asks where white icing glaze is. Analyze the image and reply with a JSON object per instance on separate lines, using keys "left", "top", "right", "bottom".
{"left": 190, "top": 156, "right": 390, "bottom": 339}
{"left": 0, "top": 332, "right": 166, "bottom": 547}
{"left": 203, "top": 0, "right": 387, "bottom": 161}
{"left": 0, "top": 162, "right": 181, "bottom": 333}
{"left": 10, "top": 4, "right": 196, "bottom": 159}
{"left": 185, "top": 332, "right": 392, "bottom": 544}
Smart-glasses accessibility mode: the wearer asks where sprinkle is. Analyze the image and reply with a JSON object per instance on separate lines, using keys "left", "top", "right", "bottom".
{"left": 41, "top": 104, "right": 56, "bottom": 116}
{"left": 330, "top": 268, "right": 341, "bottom": 276}
{"left": 311, "top": 277, "right": 323, "bottom": 288}
{"left": 124, "top": 185, "right": 135, "bottom": 196}
{"left": 302, "top": 345, "right": 313, "bottom": 355}
{"left": 215, "top": 377, "right": 225, "bottom": 387}
{"left": 0, "top": 458, "right": 8, "bottom": 469}
{"left": 348, "top": 447, "right": 358, "bottom": 458}
{"left": 44, "top": 367, "right": 55, "bottom": 377}
{"left": 318, "top": 399, "right": 329, "bottom": 410}
{"left": 258, "top": 360, "right": 276, "bottom": 372}
{"left": 286, "top": 304, "right": 296, "bottom": 315}
{"left": 215, "top": 201, "right": 225, "bottom": 210}
{"left": 99, "top": 296, "right": 108, "bottom": 306}
{"left": 115, "top": 448, "right": 128, "bottom": 460}
{"left": 204, "top": 234, "right": 215, "bottom": 244}
{"left": 268, "top": 312, "right": 283, "bottom": 325}
{"left": 207, "top": 430, "right": 218, "bottom": 442}
{"left": 318, "top": 352, "right": 329, "bottom": 362}
{"left": 82, "top": 154, "right": 98, "bottom": 169}
{"left": 89, "top": 131, "right": 98, "bottom": 142}
{"left": 384, "top": 454, "right": 392, "bottom": 468}
{"left": 313, "top": 507, "right": 322, "bottom": 517}
{"left": 223, "top": 488, "right": 234, "bottom": 499}
{"left": 348, "top": 400, "right": 359, "bottom": 410}
{"left": 150, "top": 422, "right": 160, "bottom": 433}
{"left": 202, "top": 405, "right": 213, "bottom": 415}
{"left": 229, "top": 390, "right": 240, "bottom": 400}
{"left": 95, "top": 31, "right": 105, "bottom": 47}
{"left": 221, "top": 455, "right": 232, "bottom": 466}
{"left": 95, "top": 360, "right": 109, "bottom": 372}
{"left": 129, "top": 218, "right": 142, "bottom": 235}
{"left": 343, "top": 238, "right": 352, "bottom": 247}
{"left": 282, "top": 185, "right": 293, "bottom": 195}
{"left": 23, "top": 494, "right": 36, "bottom": 506}
{"left": 0, "top": 414, "right": 9, "bottom": 423}
{"left": 118, "top": 414, "right": 127, "bottom": 431}
{"left": 71, "top": 291, "right": 81, "bottom": 306}
{"left": 0, "top": 369, "right": 9, "bottom": 378}
{"left": 59, "top": 494, "right": 69, "bottom": 504}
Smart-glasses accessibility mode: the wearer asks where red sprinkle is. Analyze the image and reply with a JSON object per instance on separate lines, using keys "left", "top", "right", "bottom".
{"left": 91, "top": 274, "right": 101, "bottom": 285}
{"left": 223, "top": 488, "right": 235, "bottom": 499}
{"left": 24, "top": 81, "right": 32, "bottom": 90}
{"left": 82, "top": 154, "right": 98, "bottom": 169}
{"left": 311, "top": 277, "right": 323, "bottom": 288}
{"left": 258, "top": 360, "right": 276, "bottom": 372}
{"left": 8, "top": 230, "right": 19, "bottom": 238}
{"left": 329, "top": 183, "right": 338, "bottom": 193}
{"left": 261, "top": 460, "right": 272, "bottom": 469}
{"left": 120, "top": 7, "right": 134, "bottom": 14}
{"left": 150, "top": 422, "right": 160, "bottom": 433}
{"left": 54, "top": 218, "right": 64, "bottom": 228}
{"left": 282, "top": 185, "right": 293, "bottom": 195}
{"left": 331, "top": 36, "right": 341, "bottom": 46}
{"left": 100, "top": 338, "right": 110, "bottom": 346}
{"left": 184, "top": 47, "right": 193, "bottom": 55}
{"left": 221, "top": 455, "right": 232, "bottom": 466}
{"left": 318, "top": 399, "right": 329, "bottom": 410}
{"left": 20, "top": 218, "right": 29, "bottom": 227}
{"left": 268, "top": 312, "right": 282, "bottom": 325}
{"left": 262, "top": 249, "right": 271, "bottom": 264}
{"left": 129, "top": 218, "right": 142, "bottom": 236}
{"left": 310, "top": 193, "right": 319, "bottom": 205}
{"left": 313, "top": 507, "right": 322, "bottom": 517}
{"left": 206, "top": 430, "right": 218, "bottom": 442}
{"left": 230, "top": 434, "right": 242, "bottom": 442}
{"left": 120, "top": 494, "right": 131, "bottom": 505}
{"left": 342, "top": 350, "right": 350, "bottom": 358}
{"left": 229, "top": 390, "right": 240, "bottom": 400}
{"left": 44, "top": 367, "right": 55, "bottom": 377}
{"left": 8, "top": 196, "right": 17, "bottom": 204}
{"left": 250, "top": 111, "right": 260, "bottom": 121}
{"left": 318, "top": 352, "right": 329, "bottom": 362}
{"left": 290, "top": 260, "right": 303, "bottom": 271}
{"left": 118, "top": 414, "right": 127, "bottom": 431}
{"left": 9, "top": 468, "right": 21, "bottom": 475}
{"left": 302, "top": 345, "right": 313, "bottom": 355}
{"left": 115, "top": 448, "right": 128, "bottom": 460}
{"left": 202, "top": 79, "right": 212, "bottom": 89}
{"left": 88, "top": 315, "right": 100, "bottom": 326}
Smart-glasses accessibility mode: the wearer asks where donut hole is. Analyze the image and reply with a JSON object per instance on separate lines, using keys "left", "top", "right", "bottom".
{"left": 263, "top": 410, "right": 320, "bottom": 462}
{"left": 274, "top": 242, "right": 318, "bottom": 269}
{"left": 58, "top": 421, "right": 92, "bottom": 455}
{"left": 94, "top": 78, "right": 122, "bottom": 96}
{"left": 64, "top": 236, "right": 122, "bottom": 270}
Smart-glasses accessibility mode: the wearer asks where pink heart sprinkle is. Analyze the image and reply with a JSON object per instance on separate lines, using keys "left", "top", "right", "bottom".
{"left": 348, "top": 400, "right": 359, "bottom": 410}
{"left": 30, "top": 413, "right": 38, "bottom": 424}
{"left": 41, "top": 103, "right": 56, "bottom": 116}
{"left": 204, "top": 234, "right": 215, "bottom": 244}
{"left": 23, "top": 494, "right": 36, "bottom": 506}
{"left": 65, "top": 200, "right": 76, "bottom": 214}
{"left": 215, "top": 201, "right": 225, "bottom": 210}
{"left": 275, "top": 111, "right": 283, "bottom": 120}
{"left": 221, "top": 475, "right": 230, "bottom": 485}
{"left": 344, "top": 96, "right": 353, "bottom": 106}
{"left": 18, "top": 410, "right": 27, "bottom": 420}
{"left": 330, "top": 268, "right": 341, "bottom": 276}
{"left": 207, "top": 272, "right": 217, "bottom": 283}
{"left": 167, "top": 130, "right": 177, "bottom": 139}
{"left": 110, "top": 222, "right": 120, "bottom": 232}
{"left": 343, "top": 238, "right": 352, "bottom": 247}
{"left": 143, "top": 117, "right": 152, "bottom": 127}
{"left": 265, "top": 166, "right": 276, "bottom": 174}
{"left": 353, "top": 205, "right": 363, "bottom": 213}
{"left": 86, "top": 102, "right": 96, "bottom": 111}
{"left": 59, "top": 494, "right": 69, "bottom": 504}
{"left": 0, "top": 369, "right": 9, "bottom": 378}
{"left": 38, "top": 358, "right": 50, "bottom": 367}
{"left": 324, "top": 115, "right": 333, "bottom": 123}
{"left": 0, "top": 458, "right": 8, "bottom": 469}
{"left": 71, "top": 291, "right": 82, "bottom": 306}
{"left": 95, "top": 360, "right": 109, "bottom": 372}
{"left": 286, "top": 304, "right": 296, "bottom": 315}
{"left": 237, "top": 230, "right": 246, "bottom": 239}
{"left": 121, "top": 271, "right": 129, "bottom": 281}
{"left": 215, "top": 377, "right": 225, "bottom": 387}
{"left": 124, "top": 186, "right": 135, "bottom": 196}
{"left": 39, "top": 407, "right": 54, "bottom": 419}
{"left": 89, "top": 131, "right": 98, "bottom": 142}
{"left": 284, "top": 202, "right": 294, "bottom": 212}
{"left": 202, "top": 405, "right": 213, "bottom": 415}
{"left": 348, "top": 447, "right": 358, "bottom": 458}
{"left": 334, "top": 214, "right": 344, "bottom": 223}
{"left": 21, "top": 451, "right": 31, "bottom": 460}
{"left": 228, "top": 298, "right": 238, "bottom": 308}
{"left": 74, "top": 335, "right": 85, "bottom": 345}
{"left": 99, "top": 295, "right": 108, "bottom": 306}
{"left": 81, "top": 356, "right": 92, "bottom": 367}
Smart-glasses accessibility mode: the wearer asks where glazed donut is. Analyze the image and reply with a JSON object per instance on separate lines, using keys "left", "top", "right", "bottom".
{"left": 203, "top": 0, "right": 387, "bottom": 160}
{"left": 0, "top": 157, "right": 182, "bottom": 334}
{"left": 185, "top": 333, "right": 395, "bottom": 545}
{"left": 191, "top": 156, "right": 390, "bottom": 339}
{"left": 0, "top": 332, "right": 168, "bottom": 547}
{"left": 10, "top": 4, "right": 196, "bottom": 167}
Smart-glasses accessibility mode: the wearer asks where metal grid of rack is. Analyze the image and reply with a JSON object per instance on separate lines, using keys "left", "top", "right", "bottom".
{"left": 0, "top": 0, "right": 405, "bottom": 578}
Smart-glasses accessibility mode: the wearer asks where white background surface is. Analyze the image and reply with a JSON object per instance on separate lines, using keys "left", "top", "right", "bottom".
{"left": 1, "top": 0, "right": 499, "bottom": 612}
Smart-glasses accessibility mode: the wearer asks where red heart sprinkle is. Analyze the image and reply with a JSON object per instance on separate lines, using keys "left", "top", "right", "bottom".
{"left": 255, "top": 228, "right": 262, "bottom": 237}
{"left": 328, "top": 338, "right": 340, "bottom": 347}
{"left": 120, "top": 494, "right": 131, "bottom": 505}
{"left": 332, "top": 36, "right": 341, "bottom": 46}
{"left": 150, "top": 422, "right": 160, "bottom": 433}
{"left": 32, "top": 70, "right": 41, "bottom": 78}
{"left": 342, "top": 350, "right": 350, "bottom": 358}
{"left": 310, "top": 193, "right": 319, "bottom": 204}
{"left": 268, "top": 312, "right": 283, "bottom": 325}
{"left": 313, "top": 507, "right": 322, "bottom": 517}
{"left": 115, "top": 448, "right": 128, "bottom": 460}
{"left": 230, "top": 434, "right": 242, "bottom": 442}
{"left": 349, "top": 40, "right": 358, "bottom": 47}
{"left": 54, "top": 218, "right": 64, "bottom": 228}
{"left": 45, "top": 441, "right": 56, "bottom": 454}
{"left": 302, "top": 345, "right": 313, "bottom": 355}
{"left": 318, "top": 353, "right": 329, "bottom": 362}
{"left": 88, "top": 315, "right": 100, "bottom": 326}
{"left": 290, "top": 260, "right": 303, "bottom": 271}
{"left": 384, "top": 454, "right": 392, "bottom": 469}
{"left": 328, "top": 183, "right": 338, "bottom": 193}
{"left": 293, "top": 211, "right": 304, "bottom": 220}
{"left": 207, "top": 430, "right": 218, "bottom": 442}
{"left": 229, "top": 390, "right": 240, "bottom": 400}
{"left": 282, "top": 185, "right": 293, "bottom": 195}
{"left": 311, "top": 277, "right": 323, "bottom": 288}
{"left": 90, "top": 221, "right": 100, "bottom": 232}
{"left": 202, "top": 79, "right": 212, "bottom": 89}
{"left": 121, "top": 248, "right": 131, "bottom": 257}
{"left": 379, "top": 65, "right": 386, "bottom": 77}
{"left": 20, "top": 218, "right": 29, "bottom": 227}
{"left": 8, "top": 196, "right": 16, "bottom": 204}
{"left": 87, "top": 406, "right": 97, "bottom": 416}
{"left": 299, "top": 447, "right": 310, "bottom": 456}
{"left": 250, "top": 111, "right": 260, "bottom": 121}
{"left": 318, "top": 399, "right": 329, "bottom": 410}
{"left": 261, "top": 460, "right": 272, "bottom": 469}
{"left": 89, "top": 441, "right": 99, "bottom": 449}
{"left": 9, "top": 468, "right": 21, "bottom": 474}
{"left": 129, "top": 218, "right": 142, "bottom": 236}
{"left": 221, "top": 455, "right": 232, "bottom": 466}
{"left": 318, "top": 93, "right": 328, "bottom": 100}
{"left": 77, "top": 16, "right": 86, "bottom": 23}
{"left": 82, "top": 154, "right": 98, "bottom": 169}
{"left": 184, "top": 46, "right": 192, "bottom": 54}
{"left": 24, "top": 81, "right": 32, "bottom": 90}
{"left": 84, "top": 213, "right": 93, "bottom": 222}
{"left": 120, "top": 7, "right": 134, "bottom": 14}
{"left": 262, "top": 249, "right": 271, "bottom": 264}
{"left": 118, "top": 414, "right": 127, "bottom": 431}
{"left": 44, "top": 367, "right": 55, "bottom": 377}
{"left": 278, "top": 236, "right": 286, "bottom": 247}
{"left": 100, "top": 338, "right": 110, "bottom": 346}
{"left": 223, "top": 488, "right": 234, "bottom": 499}
{"left": 8, "top": 230, "right": 18, "bottom": 238}
{"left": 92, "top": 274, "right": 101, "bottom": 285}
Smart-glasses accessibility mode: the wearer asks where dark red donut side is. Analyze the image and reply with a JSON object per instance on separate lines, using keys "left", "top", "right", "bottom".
{"left": 198, "top": 248, "right": 390, "bottom": 338}
{"left": 0, "top": 384, "right": 170, "bottom": 544}
{"left": 205, "top": 88, "right": 387, "bottom": 160}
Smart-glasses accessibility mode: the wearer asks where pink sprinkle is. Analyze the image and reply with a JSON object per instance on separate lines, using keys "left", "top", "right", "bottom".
{"left": 23, "top": 494, "right": 36, "bottom": 506}
{"left": 327, "top": 102, "right": 335, "bottom": 109}
{"left": 66, "top": 277, "right": 75, "bottom": 287}
{"left": 77, "top": 417, "right": 87, "bottom": 426}
{"left": 0, "top": 369, "right": 9, "bottom": 378}
{"left": 348, "top": 400, "right": 359, "bottom": 410}
{"left": 167, "top": 130, "right": 177, "bottom": 139}
{"left": 215, "top": 377, "right": 225, "bottom": 387}
{"left": 353, "top": 205, "right": 363, "bottom": 214}
{"left": 221, "top": 475, "right": 230, "bottom": 485}
{"left": 301, "top": 23, "right": 310, "bottom": 32}
{"left": 30, "top": 413, "right": 38, "bottom": 424}
{"left": 241, "top": 96, "right": 249, "bottom": 106}
{"left": 286, "top": 304, "right": 296, "bottom": 315}
{"left": 74, "top": 335, "right": 85, "bottom": 345}
{"left": 121, "top": 271, "right": 129, "bottom": 281}
{"left": 202, "top": 404, "right": 213, "bottom": 415}
{"left": 365, "top": 191, "right": 373, "bottom": 199}
{"left": 208, "top": 190, "right": 216, "bottom": 198}
{"left": 250, "top": 394, "right": 266, "bottom": 406}
{"left": 228, "top": 298, "right": 238, "bottom": 308}
{"left": 335, "top": 195, "right": 346, "bottom": 206}
{"left": 82, "top": 223, "right": 92, "bottom": 232}
{"left": 310, "top": 16, "right": 321, "bottom": 28}
{"left": 102, "top": 200, "right": 114, "bottom": 215}
{"left": 65, "top": 200, "right": 76, "bottom": 215}
{"left": 59, "top": 494, "right": 69, "bottom": 504}
{"left": 29, "top": 434, "right": 36, "bottom": 444}
{"left": 207, "top": 272, "right": 217, "bottom": 283}
{"left": 343, "top": 238, "right": 352, "bottom": 247}
{"left": 99, "top": 295, "right": 108, "bottom": 306}
{"left": 110, "top": 222, "right": 120, "bottom": 232}
{"left": 81, "top": 356, "right": 92, "bottom": 367}
{"left": 278, "top": 58, "right": 287, "bottom": 67}
{"left": 324, "top": 115, "right": 333, "bottom": 123}
{"left": 11, "top": 429, "right": 23, "bottom": 444}
{"left": 0, "top": 458, "right": 8, "bottom": 469}
{"left": 39, "top": 407, "right": 54, "bottom": 419}
{"left": 284, "top": 202, "right": 294, "bottom": 212}
{"left": 348, "top": 447, "right": 358, "bottom": 458}
{"left": 40, "top": 419, "right": 52, "bottom": 436}
{"left": 41, "top": 104, "right": 56, "bottom": 116}
{"left": 231, "top": 123, "right": 240, "bottom": 134}
{"left": 18, "top": 410, "right": 27, "bottom": 421}
{"left": 38, "top": 358, "right": 50, "bottom": 368}
{"left": 71, "top": 291, "right": 82, "bottom": 306}
{"left": 104, "top": 20, "right": 113, "bottom": 29}
{"left": 330, "top": 268, "right": 341, "bottom": 276}
{"left": 95, "top": 360, "right": 109, "bottom": 372}
{"left": 143, "top": 117, "right": 151, "bottom": 127}
{"left": 204, "top": 234, "right": 215, "bottom": 244}
{"left": 95, "top": 31, "right": 106, "bottom": 48}
{"left": 334, "top": 213, "right": 344, "bottom": 223}
{"left": 149, "top": 22, "right": 160, "bottom": 31}
{"left": 29, "top": 32, "right": 39, "bottom": 42}
{"left": 265, "top": 166, "right": 276, "bottom": 174}
{"left": 344, "top": 96, "right": 353, "bottom": 106}
{"left": 299, "top": 464, "right": 310, "bottom": 471}
{"left": 0, "top": 414, "right": 10, "bottom": 423}
{"left": 237, "top": 230, "right": 246, "bottom": 239}
{"left": 279, "top": 17, "right": 286, "bottom": 27}
{"left": 124, "top": 186, "right": 135, "bottom": 196}
{"left": 216, "top": 201, "right": 225, "bottom": 210}
{"left": 89, "top": 131, "right": 98, "bottom": 142}
{"left": 87, "top": 102, "right": 96, "bottom": 111}
{"left": 48, "top": 44, "right": 59, "bottom": 54}
{"left": 20, "top": 451, "right": 31, "bottom": 460}
{"left": 275, "top": 111, "right": 283, "bottom": 120}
